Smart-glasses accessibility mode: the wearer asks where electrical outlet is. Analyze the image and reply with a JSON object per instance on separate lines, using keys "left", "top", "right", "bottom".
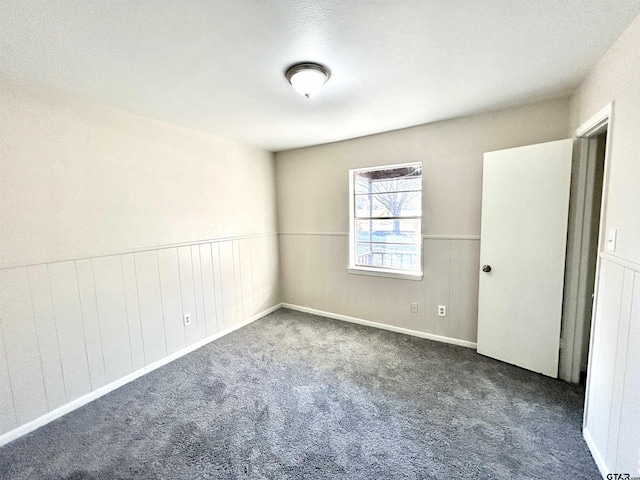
{"left": 183, "top": 313, "right": 192, "bottom": 326}
{"left": 438, "top": 305, "right": 447, "bottom": 317}
{"left": 410, "top": 302, "right": 418, "bottom": 313}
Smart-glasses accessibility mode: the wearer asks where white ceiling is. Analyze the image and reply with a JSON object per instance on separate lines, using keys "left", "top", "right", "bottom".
{"left": 1, "top": 1, "right": 640, "bottom": 151}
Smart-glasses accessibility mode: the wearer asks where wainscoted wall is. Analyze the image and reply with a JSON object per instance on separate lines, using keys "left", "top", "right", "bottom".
{"left": 584, "top": 254, "right": 640, "bottom": 475}
{"left": 280, "top": 233, "right": 480, "bottom": 344}
{"left": 275, "top": 98, "right": 570, "bottom": 352}
{"left": 0, "top": 233, "right": 280, "bottom": 439}
{"left": 570, "top": 13, "right": 640, "bottom": 476}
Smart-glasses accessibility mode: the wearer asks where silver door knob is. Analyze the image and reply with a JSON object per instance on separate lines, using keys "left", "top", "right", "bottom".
{"left": 482, "top": 265, "right": 492, "bottom": 273}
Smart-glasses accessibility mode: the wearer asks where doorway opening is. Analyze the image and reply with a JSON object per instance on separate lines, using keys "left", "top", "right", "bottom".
{"left": 559, "top": 109, "right": 610, "bottom": 385}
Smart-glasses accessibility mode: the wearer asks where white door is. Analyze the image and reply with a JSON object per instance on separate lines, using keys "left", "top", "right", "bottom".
{"left": 477, "top": 139, "right": 573, "bottom": 378}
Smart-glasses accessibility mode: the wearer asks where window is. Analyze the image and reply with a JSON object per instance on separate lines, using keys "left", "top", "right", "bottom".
{"left": 348, "top": 162, "right": 423, "bottom": 280}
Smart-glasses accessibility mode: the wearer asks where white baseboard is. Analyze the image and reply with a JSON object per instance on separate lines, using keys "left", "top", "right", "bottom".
{"left": 584, "top": 426, "right": 609, "bottom": 479}
{"left": 281, "top": 303, "right": 477, "bottom": 349}
{"left": 0, "top": 303, "right": 283, "bottom": 448}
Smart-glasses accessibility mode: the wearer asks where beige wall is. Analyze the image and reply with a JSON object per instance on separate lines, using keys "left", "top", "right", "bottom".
{"left": 0, "top": 83, "right": 280, "bottom": 440}
{"left": 569, "top": 14, "right": 640, "bottom": 476}
{"left": 0, "top": 81, "right": 277, "bottom": 268}
{"left": 570, "top": 15, "right": 640, "bottom": 267}
{"left": 276, "top": 98, "right": 570, "bottom": 236}
{"left": 275, "top": 99, "right": 571, "bottom": 343}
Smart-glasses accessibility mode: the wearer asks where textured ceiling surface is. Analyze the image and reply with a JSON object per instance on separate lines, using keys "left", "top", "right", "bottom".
{"left": 1, "top": 1, "right": 639, "bottom": 151}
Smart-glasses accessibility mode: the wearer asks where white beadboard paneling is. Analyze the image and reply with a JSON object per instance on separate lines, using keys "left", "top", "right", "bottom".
{"left": 298, "top": 235, "right": 313, "bottom": 310}
{"left": 157, "top": 248, "right": 186, "bottom": 355}
{"left": 199, "top": 243, "right": 219, "bottom": 337}
{"left": 448, "top": 239, "right": 480, "bottom": 342}
{"left": 343, "top": 238, "right": 360, "bottom": 320}
{"left": 0, "top": 268, "right": 48, "bottom": 423}
{"left": 344, "top": 267, "right": 363, "bottom": 317}
{"left": 219, "top": 241, "right": 239, "bottom": 328}
{"left": 267, "top": 234, "right": 280, "bottom": 307}
{"left": 0, "top": 233, "right": 280, "bottom": 440}
{"left": 391, "top": 277, "right": 412, "bottom": 329}
{"left": 355, "top": 274, "right": 374, "bottom": 323}
{"left": 380, "top": 277, "right": 397, "bottom": 326}
{"left": 280, "top": 234, "right": 480, "bottom": 345}
{"left": 26, "top": 265, "right": 67, "bottom": 410}
{"left": 423, "top": 239, "right": 437, "bottom": 333}
{"left": 321, "top": 235, "right": 335, "bottom": 315}
{"left": 337, "top": 236, "right": 357, "bottom": 318}
{"left": 232, "top": 240, "right": 244, "bottom": 320}
{"left": 366, "top": 274, "right": 383, "bottom": 325}
{"left": 177, "top": 246, "right": 199, "bottom": 346}
{"left": 309, "top": 235, "right": 324, "bottom": 312}
{"left": 291, "top": 235, "right": 302, "bottom": 306}
{"left": 263, "top": 235, "right": 273, "bottom": 310}
{"left": 0, "top": 319, "right": 17, "bottom": 433}
{"left": 434, "top": 239, "right": 451, "bottom": 337}
{"left": 48, "top": 261, "right": 92, "bottom": 400}
{"left": 265, "top": 235, "right": 276, "bottom": 308}
{"left": 393, "top": 272, "right": 425, "bottom": 332}
{"left": 605, "top": 268, "right": 634, "bottom": 470}
{"left": 328, "top": 235, "right": 345, "bottom": 316}
{"left": 267, "top": 235, "right": 278, "bottom": 308}
{"left": 588, "top": 261, "right": 624, "bottom": 453}
{"left": 121, "top": 254, "right": 146, "bottom": 370}
{"left": 191, "top": 245, "right": 208, "bottom": 341}
{"left": 133, "top": 250, "right": 167, "bottom": 364}
{"left": 92, "top": 256, "right": 134, "bottom": 383}
{"left": 448, "top": 240, "right": 463, "bottom": 340}
{"left": 0, "top": 302, "right": 282, "bottom": 445}
{"left": 75, "top": 259, "right": 107, "bottom": 390}
{"left": 303, "top": 235, "right": 317, "bottom": 310}
{"left": 587, "top": 258, "right": 608, "bottom": 437}
{"left": 238, "top": 238, "right": 254, "bottom": 317}
{"left": 616, "top": 271, "right": 640, "bottom": 473}
{"left": 459, "top": 240, "right": 480, "bottom": 342}
{"left": 262, "top": 235, "right": 273, "bottom": 310}
{"left": 250, "top": 236, "right": 266, "bottom": 312}
{"left": 279, "top": 235, "right": 296, "bottom": 305}
{"left": 211, "top": 243, "right": 225, "bottom": 331}
{"left": 372, "top": 276, "right": 396, "bottom": 327}
{"left": 584, "top": 256, "right": 640, "bottom": 475}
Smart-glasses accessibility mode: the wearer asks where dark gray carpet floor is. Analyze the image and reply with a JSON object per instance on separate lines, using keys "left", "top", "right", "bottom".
{"left": 0, "top": 308, "right": 599, "bottom": 479}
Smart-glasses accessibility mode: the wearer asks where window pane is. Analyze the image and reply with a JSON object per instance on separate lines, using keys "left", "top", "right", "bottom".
{"left": 354, "top": 166, "right": 421, "bottom": 194}
{"left": 354, "top": 175, "right": 372, "bottom": 195}
{"left": 351, "top": 163, "right": 422, "bottom": 275}
{"left": 355, "top": 219, "right": 420, "bottom": 244}
{"left": 355, "top": 192, "right": 421, "bottom": 218}
{"left": 355, "top": 243, "right": 421, "bottom": 270}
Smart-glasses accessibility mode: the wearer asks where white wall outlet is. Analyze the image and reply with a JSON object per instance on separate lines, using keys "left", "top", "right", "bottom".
{"left": 183, "top": 313, "right": 192, "bottom": 326}
{"left": 410, "top": 302, "right": 418, "bottom": 313}
{"left": 607, "top": 228, "right": 617, "bottom": 252}
{"left": 438, "top": 305, "right": 447, "bottom": 317}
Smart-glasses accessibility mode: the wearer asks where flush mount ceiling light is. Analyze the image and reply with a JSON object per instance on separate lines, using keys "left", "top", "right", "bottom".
{"left": 285, "top": 62, "right": 330, "bottom": 98}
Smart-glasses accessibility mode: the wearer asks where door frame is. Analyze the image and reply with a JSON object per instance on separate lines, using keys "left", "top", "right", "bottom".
{"left": 559, "top": 103, "right": 613, "bottom": 418}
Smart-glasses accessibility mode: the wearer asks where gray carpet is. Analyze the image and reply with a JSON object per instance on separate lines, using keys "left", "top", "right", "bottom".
{"left": 0, "top": 308, "right": 599, "bottom": 479}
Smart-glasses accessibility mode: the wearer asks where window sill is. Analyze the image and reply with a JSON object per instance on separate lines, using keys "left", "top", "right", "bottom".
{"left": 347, "top": 266, "right": 423, "bottom": 281}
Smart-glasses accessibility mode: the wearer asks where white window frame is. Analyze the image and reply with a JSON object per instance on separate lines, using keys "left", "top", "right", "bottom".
{"left": 348, "top": 162, "right": 423, "bottom": 281}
